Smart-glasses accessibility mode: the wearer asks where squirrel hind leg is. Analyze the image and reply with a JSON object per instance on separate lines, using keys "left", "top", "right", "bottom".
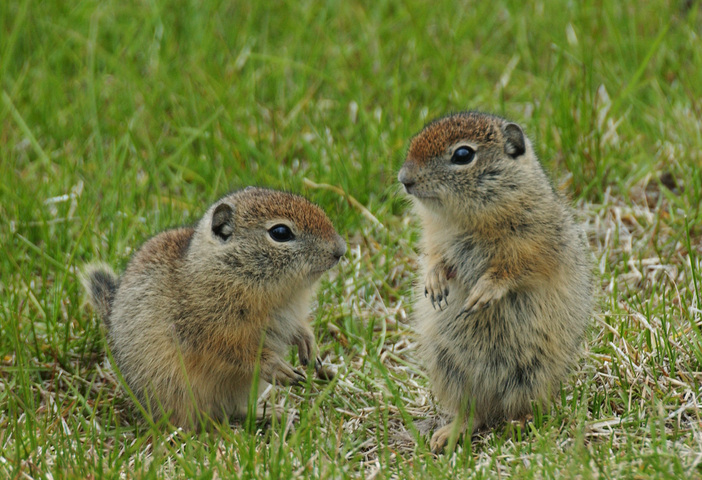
{"left": 81, "top": 263, "right": 118, "bottom": 328}
{"left": 430, "top": 416, "right": 486, "bottom": 454}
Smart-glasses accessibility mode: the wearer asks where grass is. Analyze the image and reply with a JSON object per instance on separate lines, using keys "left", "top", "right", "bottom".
{"left": 1, "top": 0, "right": 701, "bottom": 477}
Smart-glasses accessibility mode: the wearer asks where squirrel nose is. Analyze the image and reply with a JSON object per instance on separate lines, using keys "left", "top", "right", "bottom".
{"left": 333, "top": 236, "right": 347, "bottom": 259}
{"left": 398, "top": 167, "right": 415, "bottom": 189}
{"left": 397, "top": 166, "right": 415, "bottom": 193}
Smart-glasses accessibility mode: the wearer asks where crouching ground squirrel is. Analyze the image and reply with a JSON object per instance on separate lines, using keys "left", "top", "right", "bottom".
{"left": 398, "top": 111, "right": 593, "bottom": 452}
{"left": 82, "top": 187, "right": 346, "bottom": 430}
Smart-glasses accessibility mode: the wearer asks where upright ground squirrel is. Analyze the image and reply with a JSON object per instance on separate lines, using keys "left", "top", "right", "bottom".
{"left": 398, "top": 111, "right": 593, "bottom": 452}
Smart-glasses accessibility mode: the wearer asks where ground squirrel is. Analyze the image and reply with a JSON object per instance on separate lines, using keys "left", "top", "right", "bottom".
{"left": 82, "top": 187, "right": 346, "bottom": 430}
{"left": 398, "top": 111, "right": 593, "bottom": 452}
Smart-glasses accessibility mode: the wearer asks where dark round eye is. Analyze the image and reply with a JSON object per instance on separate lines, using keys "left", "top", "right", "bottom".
{"left": 451, "top": 146, "right": 475, "bottom": 165}
{"left": 268, "top": 224, "right": 294, "bottom": 242}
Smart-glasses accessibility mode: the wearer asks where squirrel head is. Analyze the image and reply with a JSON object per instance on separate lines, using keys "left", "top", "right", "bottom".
{"left": 398, "top": 111, "right": 542, "bottom": 222}
{"left": 192, "top": 187, "right": 346, "bottom": 293}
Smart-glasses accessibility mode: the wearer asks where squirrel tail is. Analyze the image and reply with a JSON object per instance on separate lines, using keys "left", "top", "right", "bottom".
{"left": 81, "top": 263, "right": 118, "bottom": 329}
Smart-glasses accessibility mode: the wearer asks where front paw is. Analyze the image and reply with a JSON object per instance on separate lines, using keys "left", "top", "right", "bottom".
{"left": 292, "top": 329, "right": 318, "bottom": 368}
{"left": 424, "top": 263, "right": 454, "bottom": 310}
{"left": 261, "top": 357, "right": 307, "bottom": 386}
{"left": 459, "top": 277, "right": 508, "bottom": 317}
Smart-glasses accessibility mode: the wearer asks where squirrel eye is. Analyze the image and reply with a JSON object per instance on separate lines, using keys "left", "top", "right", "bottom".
{"left": 451, "top": 146, "right": 475, "bottom": 165}
{"left": 268, "top": 224, "right": 294, "bottom": 242}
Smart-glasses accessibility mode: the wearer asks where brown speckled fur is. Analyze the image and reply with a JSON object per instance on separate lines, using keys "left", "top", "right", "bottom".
{"left": 398, "top": 112, "right": 593, "bottom": 452}
{"left": 407, "top": 112, "right": 501, "bottom": 162}
{"left": 82, "top": 187, "right": 346, "bottom": 430}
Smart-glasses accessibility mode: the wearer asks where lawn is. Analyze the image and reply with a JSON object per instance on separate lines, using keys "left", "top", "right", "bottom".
{"left": 1, "top": 0, "right": 701, "bottom": 477}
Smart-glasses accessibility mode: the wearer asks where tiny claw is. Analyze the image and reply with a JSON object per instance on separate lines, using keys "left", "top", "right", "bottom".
{"left": 424, "top": 288, "right": 428, "bottom": 298}
{"left": 430, "top": 296, "right": 436, "bottom": 310}
{"left": 292, "top": 369, "right": 307, "bottom": 386}
{"left": 300, "top": 356, "right": 309, "bottom": 367}
{"left": 444, "top": 288, "right": 449, "bottom": 298}
{"left": 315, "top": 357, "right": 323, "bottom": 371}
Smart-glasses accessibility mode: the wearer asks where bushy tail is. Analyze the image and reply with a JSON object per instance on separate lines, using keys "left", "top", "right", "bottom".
{"left": 81, "top": 263, "right": 118, "bottom": 329}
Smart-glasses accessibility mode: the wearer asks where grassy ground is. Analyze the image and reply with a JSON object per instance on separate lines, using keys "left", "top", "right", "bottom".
{"left": 2, "top": 0, "right": 701, "bottom": 477}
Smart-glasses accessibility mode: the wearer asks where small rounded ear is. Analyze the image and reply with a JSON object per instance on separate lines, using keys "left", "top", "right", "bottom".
{"left": 211, "top": 203, "right": 235, "bottom": 241}
{"left": 503, "top": 122, "right": 526, "bottom": 158}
